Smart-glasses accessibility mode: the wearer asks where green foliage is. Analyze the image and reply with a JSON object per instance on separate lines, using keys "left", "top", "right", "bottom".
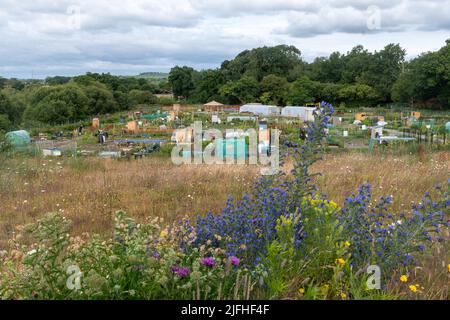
{"left": 0, "top": 211, "right": 252, "bottom": 300}
{"left": 0, "top": 114, "right": 12, "bottom": 132}
{"left": 219, "top": 76, "right": 260, "bottom": 104}
{"left": 127, "top": 89, "right": 158, "bottom": 106}
{"left": 286, "top": 76, "right": 316, "bottom": 105}
{"left": 168, "top": 66, "right": 196, "bottom": 99}
{"left": 260, "top": 74, "right": 289, "bottom": 105}
{"left": 392, "top": 39, "right": 450, "bottom": 109}
{"left": 220, "top": 45, "right": 303, "bottom": 81}
{"left": 23, "top": 85, "right": 89, "bottom": 125}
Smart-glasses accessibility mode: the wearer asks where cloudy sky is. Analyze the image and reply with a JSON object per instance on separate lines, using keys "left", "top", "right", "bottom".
{"left": 0, "top": 0, "right": 449, "bottom": 78}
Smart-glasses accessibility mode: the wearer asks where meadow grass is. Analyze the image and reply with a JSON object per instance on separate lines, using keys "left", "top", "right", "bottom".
{"left": 0, "top": 149, "right": 448, "bottom": 247}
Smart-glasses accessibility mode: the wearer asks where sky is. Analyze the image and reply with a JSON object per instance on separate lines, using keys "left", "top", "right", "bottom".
{"left": 0, "top": 0, "right": 449, "bottom": 79}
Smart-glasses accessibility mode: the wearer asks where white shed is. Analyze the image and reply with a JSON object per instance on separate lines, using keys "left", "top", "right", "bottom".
{"left": 281, "top": 106, "right": 316, "bottom": 122}
{"left": 240, "top": 103, "right": 280, "bottom": 116}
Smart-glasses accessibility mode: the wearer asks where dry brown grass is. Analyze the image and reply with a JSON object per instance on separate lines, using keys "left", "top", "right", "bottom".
{"left": 0, "top": 150, "right": 448, "bottom": 247}
{"left": 311, "top": 150, "right": 450, "bottom": 213}
{"left": 0, "top": 156, "right": 259, "bottom": 244}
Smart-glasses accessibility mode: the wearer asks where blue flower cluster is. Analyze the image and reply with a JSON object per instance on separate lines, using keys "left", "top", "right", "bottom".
{"left": 194, "top": 102, "right": 336, "bottom": 266}
{"left": 339, "top": 181, "right": 449, "bottom": 275}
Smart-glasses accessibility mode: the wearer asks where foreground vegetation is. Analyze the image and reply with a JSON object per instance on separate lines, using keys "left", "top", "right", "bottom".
{"left": 0, "top": 103, "right": 448, "bottom": 300}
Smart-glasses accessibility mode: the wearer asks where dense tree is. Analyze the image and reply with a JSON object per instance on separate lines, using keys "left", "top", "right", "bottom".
{"left": 24, "top": 85, "right": 89, "bottom": 125}
{"left": 168, "top": 66, "right": 196, "bottom": 99}
{"left": 220, "top": 45, "right": 303, "bottom": 82}
{"left": 286, "top": 76, "right": 317, "bottom": 105}
{"left": 392, "top": 39, "right": 450, "bottom": 109}
{"left": 340, "top": 45, "right": 372, "bottom": 84}
{"left": 336, "top": 84, "right": 380, "bottom": 107}
{"left": 360, "top": 44, "right": 406, "bottom": 102}
{"left": 127, "top": 89, "right": 158, "bottom": 106}
{"left": 219, "top": 76, "right": 260, "bottom": 104}
{"left": 260, "top": 74, "right": 289, "bottom": 105}
{"left": 191, "top": 69, "right": 225, "bottom": 103}
{"left": 0, "top": 114, "right": 11, "bottom": 131}
{"left": 308, "top": 52, "right": 345, "bottom": 83}
{"left": 84, "top": 84, "right": 119, "bottom": 115}
{"left": 0, "top": 89, "right": 26, "bottom": 127}
{"left": 45, "top": 76, "right": 71, "bottom": 86}
{"left": 0, "top": 77, "right": 7, "bottom": 89}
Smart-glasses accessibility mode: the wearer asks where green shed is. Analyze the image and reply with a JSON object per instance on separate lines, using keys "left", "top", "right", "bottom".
{"left": 5, "top": 130, "right": 31, "bottom": 147}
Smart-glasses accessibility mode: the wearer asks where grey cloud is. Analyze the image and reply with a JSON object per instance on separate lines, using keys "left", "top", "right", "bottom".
{"left": 284, "top": 0, "right": 450, "bottom": 37}
{"left": 0, "top": 0, "right": 449, "bottom": 78}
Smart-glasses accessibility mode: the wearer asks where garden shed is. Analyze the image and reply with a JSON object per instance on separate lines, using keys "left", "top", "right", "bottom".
{"left": 5, "top": 130, "right": 31, "bottom": 147}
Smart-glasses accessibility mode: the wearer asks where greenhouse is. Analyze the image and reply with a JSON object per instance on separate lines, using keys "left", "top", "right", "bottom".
{"left": 5, "top": 130, "right": 31, "bottom": 147}
{"left": 240, "top": 103, "right": 280, "bottom": 116}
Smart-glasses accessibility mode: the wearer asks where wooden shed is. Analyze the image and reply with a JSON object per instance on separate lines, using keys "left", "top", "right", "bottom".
{"left": 127, "top": 121, "right": 139, "bottom": 134}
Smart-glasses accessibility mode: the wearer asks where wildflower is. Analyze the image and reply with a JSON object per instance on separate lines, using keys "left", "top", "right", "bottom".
{"left": 340, "top": 292, "right": 347, "bottom": 300}
{"left": 329, "top": 201, "right": 338, "bottom": 209}
{"left": 171, "top": 266, "right": 190, "bottom": 277}
{"left": 298, "top": 288, "right": 305, "bottom": 295}
{"left": 229, "top": 256, "right": 240, "bottom": 266}
{"left": 201, "top": 257, "right": 215, "bottom": 267}
{"left": 159, "top": 229, "right": 168, "bottom": 238}
{"left": 400, "top": 275, "right": 408, "bottom": 282}
{"left": 408, "top": 285, "right": 417, "bottom": 293}
{"left": 344, "top": 241, "right": 351, "bottom": 248}
{"left": 447, "top": 264, "right": 450, "bottom": 273}
{"left": 336, "top": 258, "right": 346, "bottom": 266}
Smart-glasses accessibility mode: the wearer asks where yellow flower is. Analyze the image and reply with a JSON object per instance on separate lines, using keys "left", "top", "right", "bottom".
{"left": 340, "top": 292, "right": 347, "bottom": 300}
{"left": 400, "top": 275, "right": 408, "bottom": 282}
{"left": 447, "top": 264, "right": 450, "bottom": 273}
{"left": 329, "top": 201, "right": 338, "bottom": 209}
{"left": 344, "top": 241, "right": 351, "bottom": 248}
{"left": 159, "top": 230, "right": 168, "bottom": 238}
{"left": 336, "top": 258, "right": 346, "bottom": 266}
{"left": 298, "top": 288, "right": 305, "bottom": 295}
{"left": 408, "top": 285, "right": 417, "bottom": 293}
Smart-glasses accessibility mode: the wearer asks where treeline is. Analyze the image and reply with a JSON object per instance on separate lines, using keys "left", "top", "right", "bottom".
{"left": 169, "top": 41, "right": 450, "bottom": 110}
{"left": 0, "top": 73, "right": 171, "bottom": 131}
{"left": 1, "top": 41, "right": 449, "bottom": 131}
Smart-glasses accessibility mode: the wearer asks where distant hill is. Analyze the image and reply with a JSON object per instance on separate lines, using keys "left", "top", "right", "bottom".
{"left": 134, "top": 72, "right": 169, "bottom": 81}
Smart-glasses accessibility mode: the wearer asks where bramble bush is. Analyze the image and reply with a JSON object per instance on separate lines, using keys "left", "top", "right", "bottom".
{"left": 0, "top": 102, "right": 448, "bottom": 300}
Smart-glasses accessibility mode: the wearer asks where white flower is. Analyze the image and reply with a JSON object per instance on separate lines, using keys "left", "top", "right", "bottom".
{"left": 27, "top": 249, "right": 37, "bottom": 256}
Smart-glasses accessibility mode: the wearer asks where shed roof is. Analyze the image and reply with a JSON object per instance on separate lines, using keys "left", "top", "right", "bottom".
{"left": 204, "top": 101, "right": 224, "bottom": 106}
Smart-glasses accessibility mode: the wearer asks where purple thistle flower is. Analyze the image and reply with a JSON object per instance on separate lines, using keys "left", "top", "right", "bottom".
{"left": 171, "top": 266, "right": 190, "bottom": 277}
{"left": 229, "top": 256, "right": 240, "bottom": 266}
{"left": 201, "top": 257, "right": 216, "bottom": 267}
